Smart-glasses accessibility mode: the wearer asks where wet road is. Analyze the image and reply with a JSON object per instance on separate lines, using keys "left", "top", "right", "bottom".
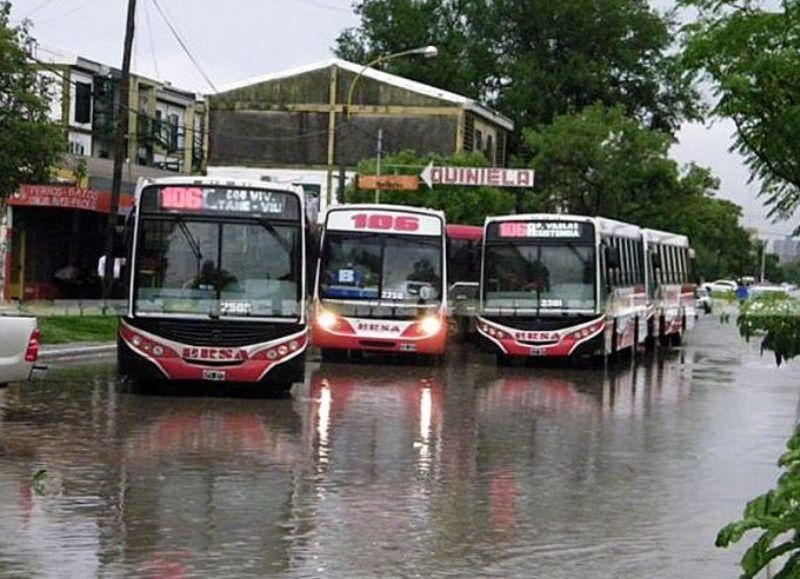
{"left": 0, "top": 316, "right": 797, "bottom": 578}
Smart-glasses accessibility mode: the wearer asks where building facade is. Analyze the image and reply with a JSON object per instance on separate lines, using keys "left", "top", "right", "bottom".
{"left": 207, "top": 58, "right": 513, "bottom": 213}
{"left": 2, "top": 48, "right": 207, "bottom": 300}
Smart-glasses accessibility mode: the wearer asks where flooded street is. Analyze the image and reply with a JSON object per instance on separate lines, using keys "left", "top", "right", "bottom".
{"left": 0, "top": 316, "right": 797, "bottom": 578}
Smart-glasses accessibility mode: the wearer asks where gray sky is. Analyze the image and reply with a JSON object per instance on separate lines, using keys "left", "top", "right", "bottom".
{"left": 9, "top": 0, "right": 793, "bottom": 239}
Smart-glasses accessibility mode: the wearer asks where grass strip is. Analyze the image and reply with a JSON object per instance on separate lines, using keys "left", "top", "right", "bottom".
{"left": 38, "top": 315, "right": 118, "bottom": 344}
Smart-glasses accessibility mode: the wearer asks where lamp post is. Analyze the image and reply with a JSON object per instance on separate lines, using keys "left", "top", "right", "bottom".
{"left": 345, "top": 45, "right": 438, "bottom": 203}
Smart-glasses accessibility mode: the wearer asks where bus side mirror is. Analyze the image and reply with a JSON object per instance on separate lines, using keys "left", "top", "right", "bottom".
{"left": 605, "top": 245, "right": 621, "bottom": 270}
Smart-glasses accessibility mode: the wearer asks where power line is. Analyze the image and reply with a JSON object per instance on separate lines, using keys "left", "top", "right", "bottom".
{"left": 149, "top": 0, "right": 218, "bottom": 93}
{"left": 290, "top": 0, "right": 354, "bottom": 14}
{"left": 22, "top": 0, "right": 59, "bottom": 18}
{"left": 31, "top": 0, "right": 102, "bottom": 24}
{"left": 142, "top": 0, "right": 160, "bottom": 80}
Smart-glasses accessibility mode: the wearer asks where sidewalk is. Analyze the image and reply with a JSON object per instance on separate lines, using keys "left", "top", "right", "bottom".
{"left": 39, "top": 341, "right": 116, "bottom": 362}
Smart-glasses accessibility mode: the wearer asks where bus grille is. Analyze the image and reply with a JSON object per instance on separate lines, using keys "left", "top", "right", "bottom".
{"left": 126, "top": 318, "right": 303, "bottom": 347}
{"left": 482, "top": 316, "right": 598, "bottom": 331}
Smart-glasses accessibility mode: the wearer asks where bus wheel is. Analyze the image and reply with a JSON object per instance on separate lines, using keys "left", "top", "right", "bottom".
{"left": 321, "top": 348, "right": 345, "bottom": 363}
{"left": 670, "top": 321, "right": 685, "bottom": 347}
{"left": 645, "top": 318, "right": 656, "bottom": 351}
{"left": 258, "top": 382, "right": 294, "bottom": 398}
{"left": 658, "top": 317, "right": 670, "bottom": 348}
{"left": 496, "top": 353, "right": 513, "bottom": 367}
{"left": 611, "top": 321, "right": 619, "bottom": 356}
{"left": 422, "top": 353, "right": 444, "bottom": 366}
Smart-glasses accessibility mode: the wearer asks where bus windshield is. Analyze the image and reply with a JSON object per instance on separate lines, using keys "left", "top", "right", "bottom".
{"left": 320, "top": 233, "right": 443, "bottom": 303}
{"left": 484, "top": 243, "right": 596, "bottom": 312}
{"left": 134, "top": 217, "right": 300, "bottom": 317}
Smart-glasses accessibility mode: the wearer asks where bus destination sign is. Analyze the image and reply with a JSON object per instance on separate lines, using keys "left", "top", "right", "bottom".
{"left": 141, "top": 185, "right": 299, "bottom": 219}
{"left": 488, "top": 220, "right": 593, "bottom": 242}
{"left": 500, "top": 221, "right": 581, "bottom": 238}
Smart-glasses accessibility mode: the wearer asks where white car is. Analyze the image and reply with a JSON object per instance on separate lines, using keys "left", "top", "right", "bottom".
{"left": 703, "top": 279, "right": 738, "bottom": 294}
{"left": 0, "top": 313, "right": 44, "bottom": 386}
{"left": 695, "top": 287, "right": 712, "bottom": 313}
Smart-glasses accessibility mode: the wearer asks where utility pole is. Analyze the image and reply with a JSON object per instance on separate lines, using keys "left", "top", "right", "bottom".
{"left": 102, "top": 0, "right": 137, "bottom": 300}
{"left": 374, "top": 128, "right": 383, "bottom": 204}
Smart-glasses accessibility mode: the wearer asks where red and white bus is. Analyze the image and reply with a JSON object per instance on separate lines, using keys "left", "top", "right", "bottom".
{"left": 477, "top": 214, "right": 653, "bottom": 362}
{"left": 643, "top": 228, "right": 695, "bottom": 346}
{"left": 116, "top": 177, "right": 308, "bottom": 390}
{"left": 312, "top": 204, "right": 448, "bottom": 360}
{"left": 446, "top": 224, "right": 482, "bottom": 338}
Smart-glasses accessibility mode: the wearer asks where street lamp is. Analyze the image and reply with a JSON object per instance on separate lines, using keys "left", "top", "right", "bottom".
{"left": 345, "top": 45, "right": 438, "bottom": 203}
{"left": 346, "top": 45, "right": 438, "bottom": 118}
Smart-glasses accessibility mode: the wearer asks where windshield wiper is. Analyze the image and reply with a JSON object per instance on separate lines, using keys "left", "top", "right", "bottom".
{"left": 258, "top": 218, "right": 293, "bottom": 254}
{"left": 176, "top": 218, "right": 203, "bottom": 268}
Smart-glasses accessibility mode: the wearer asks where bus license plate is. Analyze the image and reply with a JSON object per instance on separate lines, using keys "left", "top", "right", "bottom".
{"left": 530, "top": 347, "right": 546, "bottom": 357}
{"left": 203, "top": 369, "right": 226, "bottom": 381}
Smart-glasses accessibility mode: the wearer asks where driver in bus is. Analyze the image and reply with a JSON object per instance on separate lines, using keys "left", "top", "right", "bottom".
{"left": 526, "top": 259, "right": 550, "bottom": 292}
{"left": 192, "top": 259, "right": 238, "bottom": 291}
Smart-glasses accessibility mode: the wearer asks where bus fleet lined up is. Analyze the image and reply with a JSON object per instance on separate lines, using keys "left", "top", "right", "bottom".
{"left": 113, "top": 177, "right": 696, "bottom": 391}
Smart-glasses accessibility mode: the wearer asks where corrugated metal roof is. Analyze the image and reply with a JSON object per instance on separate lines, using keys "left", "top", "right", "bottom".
{"left": 216, "top": 58, "right": 513, "bottom": 131}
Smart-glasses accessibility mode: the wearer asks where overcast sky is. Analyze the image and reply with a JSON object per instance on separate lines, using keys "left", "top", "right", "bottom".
{"left": 9, "top": 0, "right": 792, "bottom": 238}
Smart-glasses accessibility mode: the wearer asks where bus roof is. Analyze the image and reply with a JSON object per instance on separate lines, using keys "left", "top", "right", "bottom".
{"left": 134, "top": 175, "right": 305, "bottom": 203}
{"left": 642, "top": 228, "right": 690, "bottom": 247}
{"left": 446, "top": 224, "right": 482, "bottom": 241}
{"left": 485, "top": 213, "right": 596, "bottom": 225}
{"left": 484, "top": 213, "right": 641, "bottom": 239}
{"left": 595, "top": 217, "right": 641, "bottom": 240}
{"left": 324, "top": 203, "right": 446, "bottom": 221}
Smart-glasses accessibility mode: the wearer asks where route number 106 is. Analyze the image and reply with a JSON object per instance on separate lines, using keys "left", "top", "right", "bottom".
{"left": 351, "top": 214, "right": 419, "bottom": 231}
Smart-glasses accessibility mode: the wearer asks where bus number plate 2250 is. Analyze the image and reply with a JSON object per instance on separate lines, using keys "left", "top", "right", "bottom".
{"left": 202, "top": 369, "right": 227, "bottom": 381}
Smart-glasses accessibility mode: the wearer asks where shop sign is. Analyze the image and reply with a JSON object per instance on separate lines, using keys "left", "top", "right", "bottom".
{"left": 10, "top": 185, "right": 134, "bottom": 214}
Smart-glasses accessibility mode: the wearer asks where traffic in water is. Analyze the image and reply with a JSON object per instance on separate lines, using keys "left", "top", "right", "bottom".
{"left": 0, "top": 316, "right": 795, "bottom": 578}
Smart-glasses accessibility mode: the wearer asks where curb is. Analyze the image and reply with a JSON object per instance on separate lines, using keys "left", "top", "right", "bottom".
{"left": 39, "top": 344, "right": 117, "bottom": 362}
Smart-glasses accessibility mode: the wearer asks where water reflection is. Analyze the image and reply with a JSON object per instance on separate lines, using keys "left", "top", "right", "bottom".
{"left": 118, "top": 397, "right": 303, "bottom": 576}
{"left": 0, "top": 320, "right": 797, "bottom": 578}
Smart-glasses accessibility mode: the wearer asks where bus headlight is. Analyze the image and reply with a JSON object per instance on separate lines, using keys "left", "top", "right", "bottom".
{"left": 317, "top": 309, "right": 337, "bottom": 330}
{"left": 420, "top": 315, "right": 442, "bottom": 335}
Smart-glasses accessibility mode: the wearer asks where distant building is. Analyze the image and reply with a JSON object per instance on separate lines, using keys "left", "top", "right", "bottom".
{"left": 206, "top": 58, "right": 514, "bottom": 215}
{"left": 2, "top": 48, "right": 207, "bottom": 300}
{"left": 773, "top": 235, "right": 800, "bottom": 264}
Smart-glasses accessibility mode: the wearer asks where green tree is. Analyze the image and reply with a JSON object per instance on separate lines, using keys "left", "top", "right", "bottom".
{"left": 724, "top": 294, "right": 800, "bottom": 577}
{"left": 0, "top": 1, "right": 65, "bottom": 197}
{"left": 681, "top": 0, "right": 800, "bottom": 226}
{"left": 717, "top": 420, "right": 800, "bottom": 579}
{"left": 524, "top": 104, "right": 677, "bottom": 217}
{"left": 335, "top": 0, "right": 699, "bottom": 154}
{"left": 347, "top": 149, "right": 517, "bottom": 225}
{"left": 524, "top": 104, "right": 757, "bottom": 280}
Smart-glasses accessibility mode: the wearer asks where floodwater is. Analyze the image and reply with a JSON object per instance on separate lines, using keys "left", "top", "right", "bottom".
{"left": 0, "top": 316, "right": 797, "bottom": 578}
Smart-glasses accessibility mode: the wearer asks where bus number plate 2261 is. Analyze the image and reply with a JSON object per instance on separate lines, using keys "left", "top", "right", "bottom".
{"left": 202, "top": 369, "right": 227, "bottom": 381}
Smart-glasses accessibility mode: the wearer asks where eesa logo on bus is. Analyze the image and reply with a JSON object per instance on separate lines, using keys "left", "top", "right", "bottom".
{"left": 351, "top": 213, "right": 419, "bottom": 232}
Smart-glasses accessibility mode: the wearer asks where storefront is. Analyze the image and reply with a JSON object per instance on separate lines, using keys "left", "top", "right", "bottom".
{"left": 5, "top": 185, "right": 133, "bottom": 300}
